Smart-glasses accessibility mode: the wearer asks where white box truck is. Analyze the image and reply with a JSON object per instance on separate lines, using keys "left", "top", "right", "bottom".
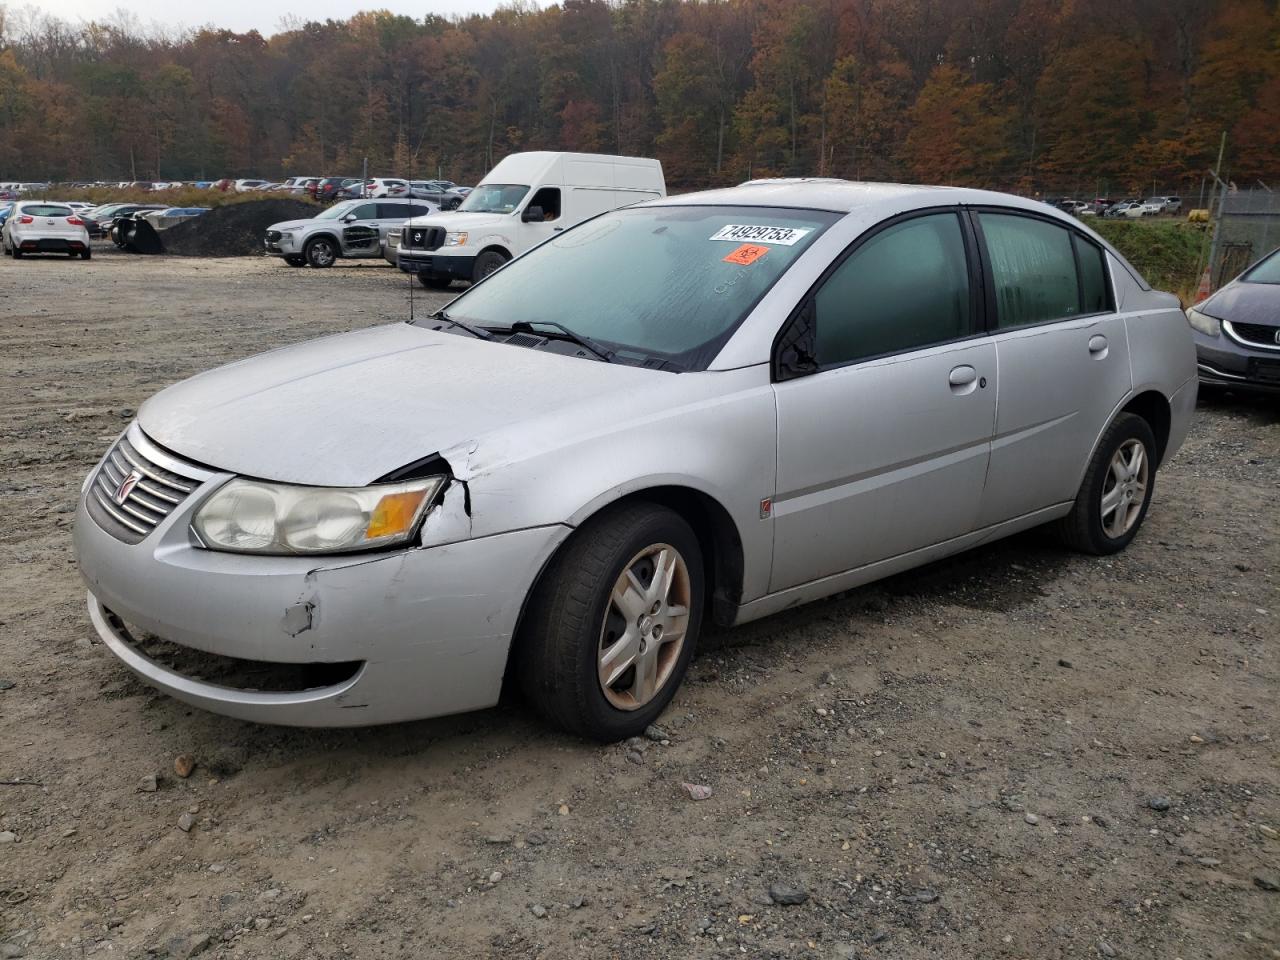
{"left": 396, "top": 151, "right": 665, "bottom": 288}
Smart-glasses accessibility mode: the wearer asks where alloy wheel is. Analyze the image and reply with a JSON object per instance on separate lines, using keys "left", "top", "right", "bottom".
{"left": 1100, "top": 438, "right": 1148, "bottom": 538}
{"left": 597, "top": 543, "right": 691, "bottom": 711}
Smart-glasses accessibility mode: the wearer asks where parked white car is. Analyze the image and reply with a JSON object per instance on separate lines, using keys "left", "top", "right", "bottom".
{"left": 2, "top": 201, "right": 91, "bottom": 259}
{"left": 1139, "top": 199, "right": 1164, "bottom": 216}
{"left": 264, "top": 198, "right": 438, "bottom": 267}
{"left": 234, "top": 179, "right": 271, "bottom": 193}
{"left": 398, "top": 152, "right": 665, "bottom": 288}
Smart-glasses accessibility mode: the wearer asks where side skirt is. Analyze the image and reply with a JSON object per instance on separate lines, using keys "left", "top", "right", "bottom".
{"left": 732, "top": 502, "right": 1071, "bottom": 626}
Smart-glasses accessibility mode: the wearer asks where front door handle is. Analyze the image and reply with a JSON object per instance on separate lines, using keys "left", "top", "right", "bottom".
{"left": 948, "top": 364, "right": 978, "bottom": 395}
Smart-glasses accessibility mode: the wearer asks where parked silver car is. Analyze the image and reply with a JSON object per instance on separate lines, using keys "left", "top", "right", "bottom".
{"left": 264, "top": 198, "right": 438, "bottom": 267}
{"left": 74, "top": 181, "right": 1197, "bottom": 740}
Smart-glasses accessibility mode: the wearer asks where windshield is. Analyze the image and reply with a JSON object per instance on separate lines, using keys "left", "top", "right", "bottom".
{"left": 458, "top": 183, "right": 529, "bottom": 214}
{"left": 315, "top": 201, "right": 359, "bottom": 221}
{"left": 441, "top": 205, "right": 837, "bottom": 370}
{"left": 1242, "top": 248, "right": 1280, "bottom": 284}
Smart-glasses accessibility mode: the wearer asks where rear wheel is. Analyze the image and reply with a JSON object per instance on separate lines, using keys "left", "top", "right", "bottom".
{"left": 517, "top": 503, "right": 704, "bottom": 741}
{"left": 471, "top": 250, "right": 508, "bottom": 284}
{"left": 1056, "top": 412, "right": 1157, "bottom": 555}
{"left": 12, "top": 247, "right": 21, "bottom": 259}
{"left": 304, "top": 237, "right": 337, "bottom": 268}
{"left": 417, "top": 274, "right": 453, "bottom": 290}
{"left": 80, "top": 249, "right": 91, "bottom": 260}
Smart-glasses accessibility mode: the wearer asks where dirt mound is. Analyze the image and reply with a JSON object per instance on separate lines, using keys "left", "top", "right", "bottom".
{"left": 160, "top": 199, "right": 317, "bottom": 256}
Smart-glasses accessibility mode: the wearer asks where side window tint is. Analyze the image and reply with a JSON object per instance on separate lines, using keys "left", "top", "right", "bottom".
{"left": 980, "top": 213, "right": 1081, "bottom": 327}
{"left": 1075, "top": 237, "right": 1110, "bottom": 313}
{"left": 814, "top": 213, "right": 971, "bottom": 367}
{"left": 350, "top": 203, "right": 378, "bottom": 220}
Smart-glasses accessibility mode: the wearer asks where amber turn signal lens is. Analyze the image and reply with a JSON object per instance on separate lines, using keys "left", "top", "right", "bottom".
{"left": 365, "top": 489, "right": 431, "bottom": 540}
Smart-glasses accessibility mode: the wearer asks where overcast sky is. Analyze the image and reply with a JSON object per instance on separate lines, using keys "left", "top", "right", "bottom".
{"left": 21, "top": 0, "right": 524, "bottom": 35}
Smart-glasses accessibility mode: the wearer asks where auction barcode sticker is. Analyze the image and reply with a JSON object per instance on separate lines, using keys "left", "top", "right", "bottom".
{"left": 709, "top": 224, "right": 812, "bottom": 246}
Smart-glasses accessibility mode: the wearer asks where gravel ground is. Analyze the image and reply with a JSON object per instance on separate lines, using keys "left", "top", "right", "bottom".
{"left": 0, "top": 247, "right": 1277, "bottom": 960}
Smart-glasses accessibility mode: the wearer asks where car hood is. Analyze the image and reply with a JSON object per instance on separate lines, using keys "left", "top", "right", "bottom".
{"left": 1200, "top": 281, "right": 1280, "bottom": 326}
{"left": 138, "top": 323, "right": 664, "bottom": 486}
{"left": 266, "top": 218, "right": 325, "bottom": 232}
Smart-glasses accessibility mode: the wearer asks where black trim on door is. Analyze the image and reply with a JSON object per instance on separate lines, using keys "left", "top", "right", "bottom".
{"left": 770, "top": 206, "right": 987, "bottom": 383}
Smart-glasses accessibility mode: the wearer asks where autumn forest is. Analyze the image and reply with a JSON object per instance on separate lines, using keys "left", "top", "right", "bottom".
{"left": 0, "top": 0, "right": 1276, "bottom": 194}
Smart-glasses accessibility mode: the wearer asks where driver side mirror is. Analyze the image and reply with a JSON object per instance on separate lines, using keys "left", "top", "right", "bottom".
{"left": 521, "top": 205, "right": 544, "bottom": 223}
{"left": 341, "top": 213, "right": 357, "bottom": 223}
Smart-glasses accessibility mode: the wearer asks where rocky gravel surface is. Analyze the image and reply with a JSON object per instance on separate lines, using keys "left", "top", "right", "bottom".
{"left": 0, "top": 247, "right": 1277, "bottom": 959}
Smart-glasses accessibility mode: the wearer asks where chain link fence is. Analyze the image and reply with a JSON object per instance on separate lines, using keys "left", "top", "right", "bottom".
{"left": 1209, "top": 189, "right": 1280, "bottom": 290}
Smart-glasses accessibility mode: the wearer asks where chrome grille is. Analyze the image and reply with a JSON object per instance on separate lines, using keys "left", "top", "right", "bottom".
{"left": 1225, "top": 319, "right": 1280, "bottom": 350}
{"left": 87, "top": 433, "right": 202, "bottom": 544}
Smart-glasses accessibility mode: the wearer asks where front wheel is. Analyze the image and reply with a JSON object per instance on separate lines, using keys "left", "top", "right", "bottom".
{"left": 471, "top": 250, "right": 508, "bottom": 284}
{"left": 304, "top": 237, "right": 337, "bottom": 268}
{"left": 1056, "top": 412, "right": 1157, "bottom": 555}
{"left": 517, "top": 503, "right": 704, "bottom": 742}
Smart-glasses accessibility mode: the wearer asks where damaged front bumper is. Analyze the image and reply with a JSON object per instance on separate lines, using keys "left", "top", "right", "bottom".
{"left": 74, "top": 466, "right": 567, "bottom": 726}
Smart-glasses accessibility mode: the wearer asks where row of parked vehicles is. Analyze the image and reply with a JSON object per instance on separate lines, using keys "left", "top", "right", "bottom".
{"left": 0, "top": 177, "right": 473, "bottom": 203}
{"left": 1051, "top": 196, "right": 1184, "bottom": 218}
{"left": 263, "top": 152, "right": 665, "bottom": 287}
{"left": 0, "top": 198, "right": 209, "bottom": 259}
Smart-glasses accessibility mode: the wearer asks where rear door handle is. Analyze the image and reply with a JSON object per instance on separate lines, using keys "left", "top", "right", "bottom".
{"left": 949, "top": 365, "right": 977, "bottom": 386}
{"left": 1088, "top": 334, "right": 1108, "bottom": 354}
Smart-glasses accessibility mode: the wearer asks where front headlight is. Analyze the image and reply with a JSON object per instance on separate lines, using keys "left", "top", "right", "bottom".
{"left": 443, "top": 231, "right": 469, "bottom": 247}
{"left": 192, "top": 476, "right": 446, "bottom": 555}
{"left": 277, "top": 232, "right": 293, "bottom": 242}
{"left": 1186, "top": 307, "right": 1221, "bottom": 337}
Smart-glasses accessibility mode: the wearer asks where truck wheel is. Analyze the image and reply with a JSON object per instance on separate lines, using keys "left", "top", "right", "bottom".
{"left": 418, "top": 274, "right": 453, "bottom": 290}
{"left": 284, "top": 255, "right": 306, "bottom": 267}
{"left": 304, "top": 237, "right": 337, "bottom": 268}
{"left": 517, "top": 502, "right": 704, "bottom": 742}
{"left": 1055, "top": 412, "right": 1157, "bottom": 555}
{"left": 471, "top": 250, "right": 508, "bottom": 284}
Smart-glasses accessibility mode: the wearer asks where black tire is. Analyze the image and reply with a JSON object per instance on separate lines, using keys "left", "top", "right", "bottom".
{"left": 284, "top": 255, "right": 306, "bottom": 267}
{"left": 417, "top": 274, "right": 453, "bottom": 290}
{"left": 80, "top": 249, "right": 91, "bottom": 260}
{"left": 304, "top": 236, "right": 337, "bottom": 268}
{"left": 11, "top": 248, "right": 21, "bottom": 259}
{"left": 517, "top": 503, "right": 705, "bottom": 742}
{"left": 471, "top": 250, "right": 508, "bottom": 284}
{"left": 1055, "top": 412, "right": 1157, "bottom": 555}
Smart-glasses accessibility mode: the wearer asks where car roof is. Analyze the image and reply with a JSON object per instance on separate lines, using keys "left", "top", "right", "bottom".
{"left": 651, "top": 179, "right": 1057, "bottom": 215}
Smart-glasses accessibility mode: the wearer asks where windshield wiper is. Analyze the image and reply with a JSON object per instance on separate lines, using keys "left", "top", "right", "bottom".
{"left": 430, "top": 310, "right": 493, "bottom": 340}
{"left": 507, "top": 320, "right": 614, "bottom": 363}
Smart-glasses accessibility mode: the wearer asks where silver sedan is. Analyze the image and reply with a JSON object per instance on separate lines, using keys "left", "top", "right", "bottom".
{"left": 74, "top": 180, "right": 1197, "bottom": 741}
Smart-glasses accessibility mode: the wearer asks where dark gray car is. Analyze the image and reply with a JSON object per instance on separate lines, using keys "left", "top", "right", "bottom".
{"left": 1188, "top": 247, "right": 1280, "bottom": 393}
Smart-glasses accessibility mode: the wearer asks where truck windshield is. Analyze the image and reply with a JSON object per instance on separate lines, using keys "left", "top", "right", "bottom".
{"left": 458, "top": 184, "right": 529, "bottom": 214}
{"left": 440, "top": 205, "right": 837, "bottom": 371}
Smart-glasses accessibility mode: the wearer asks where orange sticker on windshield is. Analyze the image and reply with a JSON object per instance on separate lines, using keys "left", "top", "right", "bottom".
{"left": 723, "top": 243, "right": 769, "bottom": 266}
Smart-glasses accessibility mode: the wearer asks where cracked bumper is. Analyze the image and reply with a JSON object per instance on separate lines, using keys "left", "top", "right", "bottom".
{"left": 74, "top": 490, "right": 566, "bottom": 726}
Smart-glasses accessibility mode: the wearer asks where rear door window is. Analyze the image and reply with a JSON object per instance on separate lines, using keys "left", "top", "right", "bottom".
{"left": 979, "top": 213, "right": 1084, "bottom": 327}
